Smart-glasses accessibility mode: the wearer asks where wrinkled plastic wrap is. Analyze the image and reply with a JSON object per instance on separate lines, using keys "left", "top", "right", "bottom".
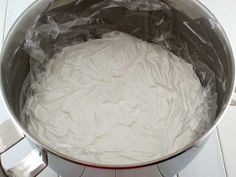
{"left": 20, "top": 0, "right": 218, "bottom": 153}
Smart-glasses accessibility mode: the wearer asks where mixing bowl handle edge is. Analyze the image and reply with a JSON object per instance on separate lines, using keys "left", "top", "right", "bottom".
{"left": 0, "top": 119, "right": 48, "bottom": 177}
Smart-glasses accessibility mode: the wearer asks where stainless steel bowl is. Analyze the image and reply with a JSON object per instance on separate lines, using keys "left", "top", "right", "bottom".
{"left": 0, "top": 0, "right": 234, "bottom": 177}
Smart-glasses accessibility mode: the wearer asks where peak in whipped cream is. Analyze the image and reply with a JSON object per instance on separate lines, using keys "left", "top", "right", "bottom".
{"left": 23, "top": 31, "right": 210, "bottom": 165}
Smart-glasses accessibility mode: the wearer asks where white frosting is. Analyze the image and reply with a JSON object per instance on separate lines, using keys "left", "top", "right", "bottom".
{"left": 25, "top": 32, "right": 208, "bottom": 165}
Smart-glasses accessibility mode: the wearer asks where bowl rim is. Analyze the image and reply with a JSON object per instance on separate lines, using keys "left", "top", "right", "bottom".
{"left": 0, "top": 0, "right": 235, "bottom": 169}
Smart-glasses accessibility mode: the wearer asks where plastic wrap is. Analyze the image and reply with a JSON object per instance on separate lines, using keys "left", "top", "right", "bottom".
{"left": 20, "top": 0, "right": 218, "bottom": 162}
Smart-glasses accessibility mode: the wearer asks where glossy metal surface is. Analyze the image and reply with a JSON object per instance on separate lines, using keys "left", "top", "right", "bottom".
{"left": 0, "top": 0, "right": 234, "bottom": 176}
{"left": 6, "top": 149, "right": 47, "bottom": 177}
{"left": 0, "top": 120, "right": 48, "bottom": 177}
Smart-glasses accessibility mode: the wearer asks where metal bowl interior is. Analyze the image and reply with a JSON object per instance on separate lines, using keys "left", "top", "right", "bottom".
{"left": 0, "top": 0, "right": 235, "bottom": 168}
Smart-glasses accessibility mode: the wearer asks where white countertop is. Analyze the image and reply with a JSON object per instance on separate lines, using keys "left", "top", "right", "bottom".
{"left": 0, "top": 0, "right": 235, "bottom": 177}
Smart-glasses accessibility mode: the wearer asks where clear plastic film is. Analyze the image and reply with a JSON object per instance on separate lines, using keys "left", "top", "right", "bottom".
{"left": 20, "top": 0, "right": 221, "bottom": 163}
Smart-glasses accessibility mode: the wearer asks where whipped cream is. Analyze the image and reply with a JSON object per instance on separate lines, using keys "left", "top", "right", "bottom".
{"left": 24, "top": 32, "right": 208, "bottom": 165}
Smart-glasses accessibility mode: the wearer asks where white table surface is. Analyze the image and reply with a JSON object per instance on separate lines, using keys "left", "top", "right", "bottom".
{"left": 0, "top": 0, "right": 235, "bottom": 177}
